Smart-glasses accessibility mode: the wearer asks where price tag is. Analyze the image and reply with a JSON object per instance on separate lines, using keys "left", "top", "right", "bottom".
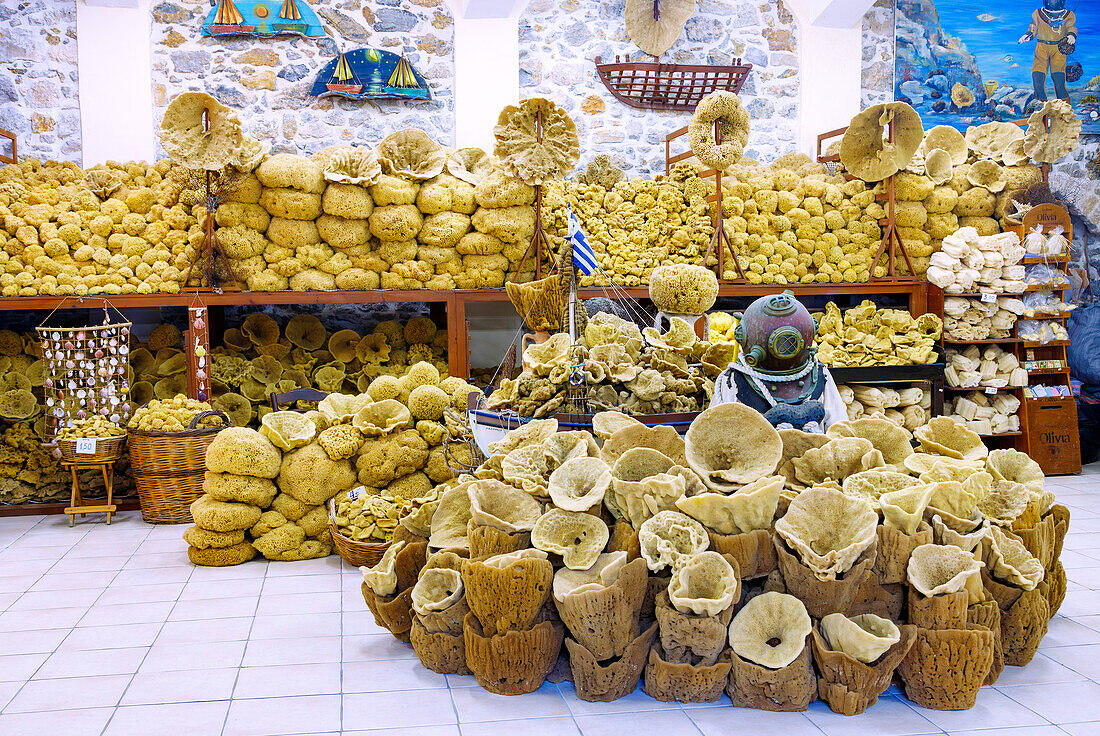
{"left": 348, "top": 486, "right": 366, "bottom": 500}
{"left": 75, "top": 437, "right": 97, "bottom": 455}
{"left": 984, "top": 387, "right": 997, "bottom": 395}
{"left": 980, "top": 293, "right": 997, "bottom": 304}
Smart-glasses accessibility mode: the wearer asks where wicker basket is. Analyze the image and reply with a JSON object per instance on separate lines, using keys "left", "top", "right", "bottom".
{"left": 56, "top": 435, "right": 126, "bottom": 463}
{"left": 127, "top": 409, "right": 230, "bottom": 524}
{"left": 328, "top": 498, "right": 391, "bottom": 568}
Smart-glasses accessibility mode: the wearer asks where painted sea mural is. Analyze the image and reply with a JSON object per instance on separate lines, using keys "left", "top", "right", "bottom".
{"left": 895, "top": 0, "right": 1099, "bottom": 133}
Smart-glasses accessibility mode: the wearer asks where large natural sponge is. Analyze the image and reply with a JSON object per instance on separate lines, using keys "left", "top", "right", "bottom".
{"left": 159, "top": 92, "right": 243, "bottom": 170}
{"left": 689, "top": 91, "right": 750, "bottom": 170}
{"left": 648, "top": 264, "right": 718, "bottom": 315}
{"left": 774, "top": 485, "right": 878, "bottom": 580}
{"left": 255, "top": 153, "right": 325, "bottom": 193}
{"left": 493, "top": 97, "right": 580, "bottom": 186}
{"left": 377, "top": 129, "right": 446, "bottom": 180}
{"left": 278, "top": 442, "right": 357, "bottom": 506}
{"left": 204, "top": 427, "right": 281, "bottom": 478}
{"left": 727, "top": 591, "right": 812, "bottom": 669}
{"left": 685, "top": 403, "right": 782, "bottom": 490}
{"left": 190, "top": 494, "right": 262, "bottom": 532}
{"left": 202, "top": 472, "right": 277, "bottom": 507}
{"left": 840, "top": 101, "right": 924, "bottom": 182}
{"left": 188, "top": 541, "right": 256, "bottom": 567}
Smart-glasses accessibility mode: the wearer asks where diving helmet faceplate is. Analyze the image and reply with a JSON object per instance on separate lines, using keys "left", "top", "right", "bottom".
{"left": 733, "top": 290, "right": 816, "bottom": 373}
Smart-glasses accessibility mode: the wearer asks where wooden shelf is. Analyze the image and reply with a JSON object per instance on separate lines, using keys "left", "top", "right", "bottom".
{"left": 944, "top": 338, "right": 1021, "bottom": 345}
{"left": 1026, "top": 283, "right": 1070, "bottom": 292}
{"left": 0, "top": 498, "right": 140, "bottom": 517}
{"left": 1021, "top": 255, "right": 1069, "bottom": 264}
{"left": 945, "top": 386, "right": 1023, "bottom": 392}
{"left": 1027, "top": 368, "right": 1068, "bottom": 376}
{"left": 979, "top": 431, "right": 1023, "bottom": 438}
{"left": 1022, "top": 340, "right": 1070, "bottom": 348}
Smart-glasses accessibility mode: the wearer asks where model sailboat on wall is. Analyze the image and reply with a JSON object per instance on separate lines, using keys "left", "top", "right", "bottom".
{"left": 310, "top": 48, "right": 432, "bottom": 101}
{"left": 201, "top": 0, "right": 326, "bottom": 38}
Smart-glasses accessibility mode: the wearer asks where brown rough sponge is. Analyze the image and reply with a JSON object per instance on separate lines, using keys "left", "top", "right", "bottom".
{"left": 811, "top": 625, "right": 916, "bottom": 716}
{"left": 1050, "top": 504, "right": 1070, "bottom": 563}
{"left": 607, "top": 520, "right": 642, "bottom": 561}
{"left": 655, "top": 589, "right": 736, "bottom": 666}
{"left": 463, "top": 612, "right": 564, "bottom": 695}
{"left": 467, "top": 522, "right": 531, "bottom": 560}
{"left": 546, "top": 651, "right": 572, "bottom": 684}
{"left": 411, "top": 617, "right": 472, "bottom": 675}
{"left": 774, "top": 536, "right": 876, "bottom": 619}
{"left": 907, "top": 589, "right": 969, "bottom": 631}
{"left": 395, "top": 541, "right": 429, "bottom": 593}
{"left": 417, "top": 598, "right": 470, "bottom": 637}
{"left": 967, "top": 600, "right": 1004, "bottom": 685}
{"left": 982, "top": 568, "right": 1050, "bottom": 665}
{"left": 873, "top": 523, "right": 932, "bottom": 584}
{"left": 898, "top": 625, "right": 995, "bottom": 710}
{"left": 565, "top": 622, "right": 658, "bottom": 702}
{"left": 708, "top": 528, "right": 777, "bottom": 580}
{"left": 554, "top": 557, "right": 648, "bottom": 661}
{"left": 1008, "top": 515, "right": 1055, "bottom": 571}
{"left": 642, "top": 645, "right": 733, "bottom": 703}
{"left": 642, "top": 573, "right": 671, "bottom": 622}
{"left": 726, "top": 639, "right": 817, "bottom": 712}
{"left": 847, "top": 575, "right": 906, "bottom": 621}
{"left": 187, "top": 541, "right": 256, "bottom": 567}
{"left": 391, "top": 524, "right": 427, "bottom": 547}
{"left": 1043, "top": 560, "right": 1067, "bottom": 617}
{"left": 462, "top": 556, "right": 554, "bottom": 635}
{"left": 362, "top": 583, "right": 415, "bottom": 643}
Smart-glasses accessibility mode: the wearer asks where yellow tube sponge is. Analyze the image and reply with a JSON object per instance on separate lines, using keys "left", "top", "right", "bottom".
{"left": 322, "top": 183, "right": 374, "bottom": 219}
{"left": 259, "top": 188, "right": 323, "bottom": 221}
{"left": 369, "top": 205, "right": 423, "bottom": 242}
{"left": 204, "top": 427, "right": 282, "bottom": 478}
{"left": 277, "top": 441, "right": 357, "bottom": 505}
{"left": 316, "top": 214, "right": 369, "bottom": 250}
{"left": 418, "top": 212, "right": 470, "bottom": 249}
{"left": 255, "top": 154, "right": 325, "bottom": 194}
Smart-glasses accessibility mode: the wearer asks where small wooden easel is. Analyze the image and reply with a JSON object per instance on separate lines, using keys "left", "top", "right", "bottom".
{"left": 62, "top": 458, "right": 117, "bottom": 526}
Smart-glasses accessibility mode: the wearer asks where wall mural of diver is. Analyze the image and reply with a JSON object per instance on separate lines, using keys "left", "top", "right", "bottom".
{"left": 1018, "top": 0, "right": 1078, "bottom": 104}
{"left": 894, "top": 0, "right": 1097, "bottom": 131}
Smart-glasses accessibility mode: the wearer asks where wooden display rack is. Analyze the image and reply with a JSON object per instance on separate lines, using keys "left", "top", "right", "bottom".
{"left": 1007, "top": 203, "right": 1081, "bottom": 474}
{"left": 61, "top": 458, "right": 118, "bottom": 526}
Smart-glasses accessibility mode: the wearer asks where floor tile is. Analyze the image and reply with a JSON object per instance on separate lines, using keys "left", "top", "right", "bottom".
{"left": 343, "top": 728, "right": 460, "bottom": 736}
{"left": 27, "top": 570, "right": 116, "bottom": 592}
{"left": 261, "top": 574, "right": 342, "bottom": 596}
{"left": 1039, "top": 643, "right": 1100, "bottom": 679}
{"left": 559, "top": 682, "right": 682, "bottom": 716}
{"left": 167, "top": 595, "right": 258, "bottom": 621}
{"left": 78, "top": 601, "right": 176, "bottom": 627}
{"left": 7, "top": 588, "right": 102, "bottom": 611}
{"left": 573, "top": 710, "right": 704, "bottom": 736}
{"left": 342, "top": 632, "right": 419, "bottom": 662}
{"left": 945, "top": 727, "right": 1071, "bottom": 736}
{"left": 35, "top": 646, "right": 148, "bottom": 679}
{"left": 178, "top": 577, "right": 264, "bottom": 601}
{"left": 4, "top": 673, "right": 131, "bottom": 712}
{"left": 1061, "top": 723, "right": 1100, "bottom": 736}
{"left": 249, "top": 612, "right": 341, "bottom": 640}
{"left": 0, "top": 653, "right": 48, "bottom": 682}
{"left": 906, "top": 687, "right": 1046, "bottom": 731}
{"left": 57, "top": 622, "right": 162, "bottom": 651}
{"left": 0, "top": 628, "right": 70, "bottom": 655}
{"left": 103, "top": 700, "right": 230, "bottom": 736}
{"left": 0, "top": 707, "right": 114, "bottom": 736}
{"left": 242, "top": 635, "right": 341, "bottom": 668}
{"left": 451, "top": 682, "right": 569, "bottom": 722}
{"left": 805, "top": 696, "right": 941, "bottom": 736}
{"left": 0, "top": 606, "right": 87, "bottom": 632}
{"left": 224, "top": 694, "right": 341, "bottom": 736}
{"left": 340, "top": 658, "right": 448, "bottom": 693}
{"left": 999, "top": 680, "right": 1100, "bottom": 723}
{"left": 120, "top": 666, "right": 239, "bottom": 705}
{"left": 459, "top": 716, "right": 582, "bottom": 736}
{"left": 139, "top": 640, "right": 247, "bottom": 673}
{"left": 689, "top": 706, "right": 824, "bottom": 735}
{"left": 96, "top": 582, "right": 185, "bottom": 606}
{"left": 233, "top": 663, "right": 341, "bottom": 699}
{"left": 255, "top": 591, "right": 341, "bottom": 616}
{"left": 342, "top": 689, "right": 456, "bottom": 730}
{"left": 993, "top": 652, "right": 1087, "bottom": 686}
{"left": 1040, "top": 617, "right": 1100, "bottom": 648}
{"left": 155, "top": 616, "right": 255, "bottom": 645}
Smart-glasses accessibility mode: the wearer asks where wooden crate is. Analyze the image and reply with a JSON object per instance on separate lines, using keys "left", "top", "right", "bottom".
{"left": 1024, "top": 397, "right": 1082, "bottom": 475}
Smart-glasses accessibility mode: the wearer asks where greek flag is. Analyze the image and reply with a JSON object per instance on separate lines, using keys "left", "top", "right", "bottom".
{"left": 567, "top": 205, "right": 598, "bottom": 276}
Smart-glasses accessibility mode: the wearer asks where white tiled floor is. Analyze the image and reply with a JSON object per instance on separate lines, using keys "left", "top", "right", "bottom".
{"left": 0, "top": 464, "right": 1097, "bottom": 736}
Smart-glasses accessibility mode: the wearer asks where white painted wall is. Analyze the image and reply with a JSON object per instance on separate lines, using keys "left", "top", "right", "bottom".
{"left": 72, "top": 0, "right": 876, "bottom": 163}
{"left": 785, "top": 0, "right": 873, "bottom": 156}
{"left": 76, "top": 0, "right": 156, "bottom": 166}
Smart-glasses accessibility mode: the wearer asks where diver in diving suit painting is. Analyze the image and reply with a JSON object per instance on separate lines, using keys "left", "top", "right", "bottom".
{"left": 1017, "top": 0, "right": 1077, "bottom": 105}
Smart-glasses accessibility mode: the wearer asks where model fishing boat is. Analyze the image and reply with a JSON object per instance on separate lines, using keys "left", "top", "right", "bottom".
{"left": 326, "top": 53, "right": 363, "bottom": 95}
{"left": 206, "top": 0, "right": 255, "bottom": 35}
{"left": 271, "top": 0, "right": 308, "bottom": 34}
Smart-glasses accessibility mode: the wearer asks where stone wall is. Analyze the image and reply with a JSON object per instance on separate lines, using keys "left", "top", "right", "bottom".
{"left": 518, "top": 0, "right": 801, "bottom": 177}
{"left": 0, "top": 0, "right": 82, "bottom": 162}
{"left": 861, "top": 0, "right": 895, "bottom": 108}
{"left": 149, "top": 0, "right": 455, "bottom": 155}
